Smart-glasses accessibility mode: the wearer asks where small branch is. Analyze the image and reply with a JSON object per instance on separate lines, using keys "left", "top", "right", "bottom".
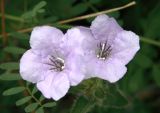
{"left": 26, "top": 86, "right": 42, "bottom": 106}
{"left": 0, "top": 0, "right": 7, "bottom": 46}
{"left": 0, "top": 1, "right": 136, "bottom": 38}
{"left": 0, "top": 13, "right": 24, "bottom": 22}
{"left": 140, "top": 37, "right": 160, "bottom": 47}
{"left": 58, "top": 1, "right": 136, "bottom": 24}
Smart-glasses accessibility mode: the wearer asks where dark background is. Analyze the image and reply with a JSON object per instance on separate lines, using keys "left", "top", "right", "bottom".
{"left": 0, "top": 0, "right": 160, "bottom": 113}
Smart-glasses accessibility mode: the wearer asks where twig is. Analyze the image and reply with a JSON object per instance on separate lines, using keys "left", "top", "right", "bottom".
{"left": 0, "top": 1, "right": 136, "bottom": 38}
{"left": 0, "top": 0, "right": 7, "bottom": 46}
{"left": 0, "top": 13, "right": 24, "bottom": 22}
{"left": 58, "top": 1, "right": 136, "bottom": 24}
{"left": 140, "top": 37, "right": 160, "bottom": 47}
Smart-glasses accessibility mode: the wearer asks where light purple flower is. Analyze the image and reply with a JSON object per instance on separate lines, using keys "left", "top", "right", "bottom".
{"left": 70, "top": 14, "right": 140, "bottom": 83}
{"left": 20, "top": 26, "right": 85, "bottom": 101}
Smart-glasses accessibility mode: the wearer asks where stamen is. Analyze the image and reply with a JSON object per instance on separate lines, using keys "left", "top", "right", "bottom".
{"left": 46, "top": 56, "right": 65, "bottom": 72}
{"left": 97, "top": 41, "right": 112, "bottom": 60}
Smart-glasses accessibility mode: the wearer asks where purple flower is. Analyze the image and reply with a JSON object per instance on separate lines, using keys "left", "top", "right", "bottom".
{"left": 20, "top": 26, "right": 85, "bottom": 100}
{"left": 72, "top": 14, "right": 140, "bottom": 83}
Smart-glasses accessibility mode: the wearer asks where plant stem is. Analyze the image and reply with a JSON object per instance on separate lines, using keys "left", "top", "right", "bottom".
{"left": 1, "top": 0, "right": 7, "bottom": 46}
{"left": 0, "top": 13, "right": 24, "bottom": 22}
{"left": 58, "top": 1, "right": 136, "bottom": 24}
{"left": 26, "top": 87, "right": 42, "bottom": 106}
{"left": 140, "top": 37, "right": 160, "bottom": 47}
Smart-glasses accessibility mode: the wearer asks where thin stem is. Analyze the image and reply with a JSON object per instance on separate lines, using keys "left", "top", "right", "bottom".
{"left": 0, "top": 1, "right": 136, "bottom": 38}
{"left": 58, "top": 1, "right": 136, "bottom": 24}
{"left": 140, "top": 37, "right": 160, "bottom": 47}
{"left": 1, "top": 0, "right": 7, "bottom": 46}
{"left": 26, "top": 87, "right": 42, "bottom": 106}
{"left": 0, "top": 13, "right": 24, "bottom": 22}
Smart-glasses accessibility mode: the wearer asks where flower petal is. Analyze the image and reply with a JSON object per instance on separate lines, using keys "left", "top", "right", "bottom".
{"left": 90, "top": 14, "right": 123, "bottom": 44}
{"left": 30, "top": 26, "right": 64, "bottom": 57}
{"left": 37, "top": 72, "right": 70, "bottom": 101}
{"left": 111, "top": 31, "right": 140, "bottom": 65}
{"left": 65, "top": 53, "right": 85, "bottom": 86}
{"left": 20, "top": 50, "right": 47, "bottom": 83}
{"left": 86, "top": 57, "right": 127, "bottom": 83}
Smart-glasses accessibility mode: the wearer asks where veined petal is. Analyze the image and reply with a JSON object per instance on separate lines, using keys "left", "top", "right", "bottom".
{"left": 30, "top": 26, "right": 64, "bottom": 57}
{"left": 65, "top": 53, "right": 85, "bottom": 86}
{"left": 20, "top": 50, "right": 47, "bottom": 83}
{"left": 86, "top": 57, "right": 127, "bottom": 83}
{"left": 37, "top": 72, "right": 70, "bottom": 101}
{"left": 90, "top": 14, "right": 123, "bottom": 44}
{"left": 111, "top": 31, "right": 140, "bottom": 65}
{"left": 62, "top": 27, "right": 85, "bottom": 55}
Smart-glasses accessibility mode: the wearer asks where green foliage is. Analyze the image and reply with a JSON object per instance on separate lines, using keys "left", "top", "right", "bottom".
{"left": 43, "top": 102, "right": 56, "bottom": 108}
{"left": 70, "top": 96, "right": 95, "bottom": 113}
{"left": 35, "top": 107, "right": 44, "bottom": 113}
{"left": 0, "top": 73, "right": 21, "bottom": 81}
{"left": 3, "top": 86, "right": 25, "bottom": 96}
{"left": 4, "top": 46, "right": 26, "bottom": 55}
{"left": 16, "top": 96, "right": 32, "bottom": 106}
{"left": 25, "top": 103, "right": 39, "bottom": 112}
{"left": 0, "top": 62, "right": 19, "bottom": 70}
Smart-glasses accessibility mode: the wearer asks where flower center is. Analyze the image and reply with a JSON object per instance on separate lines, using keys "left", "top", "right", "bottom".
{"left": 47, "top": 55, "right": 65, "bottom": 72}
{"left": 96, "top": 41, "right": 112, "bottom": 60}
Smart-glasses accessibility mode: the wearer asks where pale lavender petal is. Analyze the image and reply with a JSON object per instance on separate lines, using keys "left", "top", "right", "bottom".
{"left": 37, "top": 72, "right": 70, "bottom": 101}
{"left": 86, "top": 57, "right": 127, "bottom": 83}
{"left": 20, "top": 50, "right": 47, "bottom": 83}
{"left": 62, "top": 27, "right": 85, "bottom": 55}
{"left": 30, "top": 26, "right": 64, "bottom": 57}
{"left": 111, "top": 31, "right": 140, "bottom": 65}
{"left": 90, "top": 14, "right": 123, "bottom": 44}
{"left": 65, "top": 53, "right": 85, "bottom": 86}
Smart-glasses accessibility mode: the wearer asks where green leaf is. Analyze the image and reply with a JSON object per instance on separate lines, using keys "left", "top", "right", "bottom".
{"left": 152, "top": 65, "right": 160, "bottom": 86}
{"left": 0, "top": 62, "right": 19, "bottom": 70}
{"left": 37, "top": 9, "right": 45, "bottom": 13}
{"left": 25, "top": 103, "right": 38, "bottom": 112}
{"left": 35, "top": 107, "right": 44, "bottom": 113}
{"left": 39, "top": 95, "right": 45, "bottom": 101}
{"left": 33, "top": 1, "right": 47, "bottom": 12}
{"left": 43, "top": 102, "right": 56, "bottom": 108}
{"left": 70, "top": 96, "right": 94, "bottom": 113}
{"left": 32, "top": 86, "right": 38, "bottom": 95}
{"left": 3, "top": 86, "right": 25, "bottom": 96}
{"left": 0, "top": 73, "right": 21, "bottom": 81}
{"left": 16, "top": 96, "right": 32, "bottom": 106}
{"left": 4, "top": 46, "right": 26, "bottom": 55}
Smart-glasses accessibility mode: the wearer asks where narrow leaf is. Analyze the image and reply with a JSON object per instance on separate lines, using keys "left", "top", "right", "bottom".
{"left": 4, "top": 46, "right": 26, "bottom": 55}
{"left": 0, "top": 73, "right": 21, "bottom": 81}
{"left": 3, "top": 87, "right": 25, "bottom": 96}
{"left": 33, "top": 1, "right": 47, "bottom": 12}
{"left": 43, "top": 102, "right": 56, "bottom": 108}
{"left": 32, "top": 86, "right": 38, "bottom": 95}
{"left": 35, "top": 107, "right": 44, "bottom": 113}
{"left": 16, "top": 96, "right": 32, "bottom": 106}
{"left": 39, "top": 95, "right": 45, "bottom": 101}
{"left": 25, "top": 103, "right": 38, "bottom": 112}
{"left": 0, "top": 62, "right": 19, "bottom": 70}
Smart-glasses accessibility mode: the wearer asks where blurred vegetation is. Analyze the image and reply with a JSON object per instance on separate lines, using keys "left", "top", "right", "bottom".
{"left": 0, "top": 0, "right": 160, "bottom": 113}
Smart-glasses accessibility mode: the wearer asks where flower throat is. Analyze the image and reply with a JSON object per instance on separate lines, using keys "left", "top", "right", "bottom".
{"left": 97, "top": 42, "right": 112, "bottom": 60}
